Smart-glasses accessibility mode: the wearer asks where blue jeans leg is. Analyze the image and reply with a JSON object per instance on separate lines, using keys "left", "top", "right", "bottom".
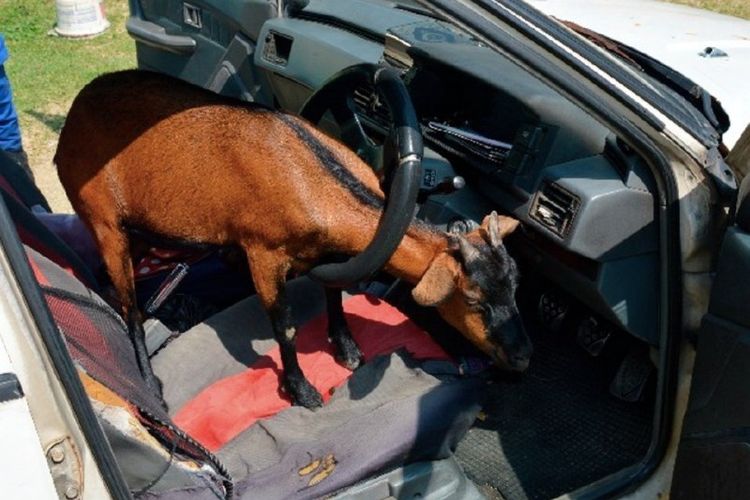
{"left": 0, "top": 64, "right": 23, "bottom": 153}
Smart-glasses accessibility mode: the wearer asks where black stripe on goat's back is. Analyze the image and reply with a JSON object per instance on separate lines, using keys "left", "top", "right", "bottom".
{"left": 278, "top": 114, "right": 384, "bottom": 209}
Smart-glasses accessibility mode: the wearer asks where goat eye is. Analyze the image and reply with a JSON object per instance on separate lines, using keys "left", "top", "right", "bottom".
{"left": 464, "top": 297, "right": 483, "bottom": 311}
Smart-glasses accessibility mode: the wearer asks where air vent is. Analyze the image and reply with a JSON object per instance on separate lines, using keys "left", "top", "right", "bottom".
{"left": 352, "top": 85, "right": 392, "bottom": 130}
{"left": 530, "top": 182, "right": 580, "bottom": 237}
{"left": 183, "top": 3, "right": 202, "bottom": 29}
{"left": 263, "top": 31, "right": 293, "bottom": 66}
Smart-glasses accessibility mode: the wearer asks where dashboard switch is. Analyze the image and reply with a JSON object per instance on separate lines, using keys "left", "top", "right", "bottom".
{"left": 422, "top": 168, "right": 437, "bottom": 188}
{"left": 515, "top": 124, "right": 545, "bottom": 151}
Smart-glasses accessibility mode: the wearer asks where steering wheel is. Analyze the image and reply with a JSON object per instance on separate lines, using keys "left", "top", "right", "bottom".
{"left": 299, "top": 64, "right": 423, "bottom": 287}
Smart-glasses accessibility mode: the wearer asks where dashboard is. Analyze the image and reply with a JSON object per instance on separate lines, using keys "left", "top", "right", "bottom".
{"left": 251, "top": 3, "right": 660, "bottom": 346}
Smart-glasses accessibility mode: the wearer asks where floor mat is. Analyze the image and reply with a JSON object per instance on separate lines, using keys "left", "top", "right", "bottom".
{"left": 453, "top": 327, "right": 654, "bottom": 500}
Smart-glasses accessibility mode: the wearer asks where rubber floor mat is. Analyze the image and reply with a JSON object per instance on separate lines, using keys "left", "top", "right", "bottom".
{"left": 454, "top": 328, "right": 654, "bottom": 500}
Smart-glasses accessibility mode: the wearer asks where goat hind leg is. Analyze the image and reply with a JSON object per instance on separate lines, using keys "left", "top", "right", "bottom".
{"left": 93, "top": 225, "right": 162, "bottom": 397}
{"left": 325, "top": 287, "right": 363, "bottom": 370}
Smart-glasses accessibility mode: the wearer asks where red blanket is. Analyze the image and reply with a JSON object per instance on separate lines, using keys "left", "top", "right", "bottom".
{"left": 173, "top": 295, "right": 450, "bottom": 451}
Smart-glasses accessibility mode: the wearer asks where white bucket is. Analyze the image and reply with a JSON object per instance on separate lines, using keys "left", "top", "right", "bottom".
{"left": 54, "top": 0, "right": 110, "bottom": 38}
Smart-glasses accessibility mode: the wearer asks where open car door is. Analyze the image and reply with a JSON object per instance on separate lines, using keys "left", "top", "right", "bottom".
{"left": 671, "top": 177, "right": 750, "bottom": 498}
{"left": 126, "top": 0, "right": 275, "bottom": 104}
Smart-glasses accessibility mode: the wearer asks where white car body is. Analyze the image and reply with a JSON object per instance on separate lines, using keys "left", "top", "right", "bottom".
{"left": 0, "top": 338, "right": 57, "bottom": 498}
{"left": 0, "top": 1, "right": 744, "bottom": 499}
{"left": 528, "top": 0, "right": 750, "bottom": 148}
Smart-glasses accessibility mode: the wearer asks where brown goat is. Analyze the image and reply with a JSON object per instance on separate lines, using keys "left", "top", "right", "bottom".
{"left": 55, "top": 70, "right": 532, "bottom": 408}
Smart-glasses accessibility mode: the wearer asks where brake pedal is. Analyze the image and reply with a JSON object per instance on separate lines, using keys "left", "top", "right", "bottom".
{"left": 537, "top": 291, "right": 569, "bottom": 332}
{"left": 576, "top": 316, "right": 612, "bottom": 356}
{"left": 609, "top": 349, "right": 653, "bottom": 402}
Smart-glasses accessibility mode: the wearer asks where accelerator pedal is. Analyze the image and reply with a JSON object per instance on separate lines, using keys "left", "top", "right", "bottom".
{"left": 609, "top": 348, "right": 653, "bottom": 402}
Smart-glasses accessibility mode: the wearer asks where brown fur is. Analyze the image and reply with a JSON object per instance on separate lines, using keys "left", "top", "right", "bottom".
{"left": 56, "top": 70, "right": 523, "bottom": 406}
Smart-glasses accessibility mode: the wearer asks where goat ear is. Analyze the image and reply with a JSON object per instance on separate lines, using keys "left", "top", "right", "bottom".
{"left": 412, "top": 252, "right": 459, "bottom": 306}
{"left": 481, "top": 211, "right": 520, "bottom": 247}
{"left": 456, "top": 234, "right": 481, "bottom": 265}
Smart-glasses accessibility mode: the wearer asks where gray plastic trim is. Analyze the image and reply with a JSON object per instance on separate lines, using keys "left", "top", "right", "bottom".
{"left": 0, "top": 372, "right": 23, "bottom": 402}
{"left": 332, "top": 456, "right": 484, "bottom": 500}
{"left": 126, "top": 16, "right": 196, "bottom": 54}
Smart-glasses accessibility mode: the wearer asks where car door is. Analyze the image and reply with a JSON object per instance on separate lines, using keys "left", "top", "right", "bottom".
{"left": 671, "top": 177, "right": 750, "bottom": 498}
{"left": 127, "top": 0, "right": 276, "bottom": 105}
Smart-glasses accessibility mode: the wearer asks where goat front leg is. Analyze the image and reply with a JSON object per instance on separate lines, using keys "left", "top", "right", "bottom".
{"left": 325, "top": 287, "right": 363, "bottom": 370}
{"left": 245, "top": 247, "right": 323, "bottom": 409}
{"left": 93, "top": 224, "right": 162, "bottom": 397}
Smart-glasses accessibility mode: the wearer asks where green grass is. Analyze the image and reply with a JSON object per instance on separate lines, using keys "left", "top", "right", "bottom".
{"left": 1, "top": 0, "right": 135, "bottom": 119}
{"left": 0, "top": 0, "right": 135, "bottom": 211}
{"left": 665, "top": 0, "right": 750, "bottom": 20}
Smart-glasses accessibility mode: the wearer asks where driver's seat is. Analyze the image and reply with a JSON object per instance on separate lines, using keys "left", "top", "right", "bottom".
{"left": 27, "top": 244, "right": 483, "bottom": 498}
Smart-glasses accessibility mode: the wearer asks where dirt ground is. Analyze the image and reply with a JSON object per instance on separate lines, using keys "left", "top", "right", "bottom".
{"left": 5, "top": 0, "right": 134, "bottom": 213}
{"left": 21, "top": 101, "right": 74, "bottom": 212}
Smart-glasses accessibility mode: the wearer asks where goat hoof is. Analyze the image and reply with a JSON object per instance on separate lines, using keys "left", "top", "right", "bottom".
{"left": 338, "top": 353, "right": 362, "bottom": 371}
{"left": 291, "top": 380, "right": 324, "bottom": 410}
{"left": 333, "top": 334, "right": 364, "bottom": 371}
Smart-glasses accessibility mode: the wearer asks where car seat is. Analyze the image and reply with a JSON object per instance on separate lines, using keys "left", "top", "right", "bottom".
{"left": 3, "top": 152, "right": 484, "bottom": 498}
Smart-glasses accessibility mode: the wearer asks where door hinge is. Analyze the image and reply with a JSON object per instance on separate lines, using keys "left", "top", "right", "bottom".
{"left": 46, "top": 437, "right": 83, "bottom": 499}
